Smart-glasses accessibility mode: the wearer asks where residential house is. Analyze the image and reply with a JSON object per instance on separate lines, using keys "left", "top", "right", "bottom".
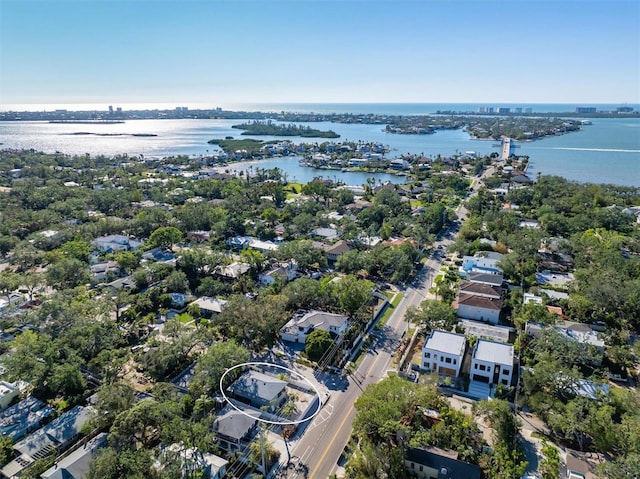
{"left": 90, "top": 260, "right": 120, "bottom": 281}
{"left": 460, "top": 252, "right": 503, "bottom": 278}
{"left": 187, "top": 230, "right": 211, "bottom": 243}
{"left": 390, "top": 158, "right": 411, "bottom": 170}
{"left": 247, "top": 238, "right": 279, "bottom": 252}
{"left": 323, "top": 240, "right": 352, "bottom": 262}
{"left": 153, "top": 442, "right": 228, "bottom": 479}
{"left": 213, "top": 408, "right": 257, "bottom": 453}
{"left": 213, "top": 262, "right": 250, "bottom": 281}
{"left": 142, "top": 247, "right": 176, "bottom": 263}
{"left": 470, "top": 340, "right": 514, "bottom": 387}
{"left": 0, "top": 293, "right": 25, "bottom": 313}
{"left": 458, "top": 319, "right": 514, "bottom": 344}
{"left": 189, "top": 297, "right": 227, "bottom": 318}
{"left": 404, "top": 447, "right": 481, "bottom": 479}
{"left": 311, "top": 227, "right": 339, "bottom": 241}
{"left": 92, "top": 235, "right": 143, "bottom": 254}
{"left": 0, "top": 382, "right": 18, "bottom": 411}
{"left": 466, "top": 271, "right": 503, "bottom": 287}
{"left": 40, "top": 433, "right": 108, "bottom": 479}
{"left": 228, "top": 370, "right": 287, "bottom": 412}
{"left": 280, "top": 310, "right": 350, "bottom": 343}
{"left": 0, "top": 396, "right": 54, "bottom": 441}
{"left": 421, "top": 331, "right": 466, "bottom": 377}
{"left": 1, "top": 406, "right": 94, "bottom": 478}
{"left": 259, "top": 260, "right": 298, "bottom": 286}
{"left": 519, "top": 219, "right": 540, "bottom": 229}
{"left": 525, "top": 321, "right": 604, "bottom": 365}
{"left": 226, "top": 236, "right": 250, "bottom": 250}
{"left": 458, "top": 280, "right": 502, "bottom": 300}
{"left": 523, "top": 293, "right": 543, "bottom": 305}
{"left": 455, "top": 293, "right": 502, "bottom": 324}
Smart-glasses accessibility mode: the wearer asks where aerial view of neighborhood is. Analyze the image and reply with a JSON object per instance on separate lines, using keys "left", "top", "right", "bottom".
{"left": 0, "top": 1, "right": 639, "bottom": 479}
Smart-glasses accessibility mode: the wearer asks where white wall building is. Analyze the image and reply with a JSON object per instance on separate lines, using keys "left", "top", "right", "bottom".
{"left": 456, "top": 294, "right": 502, "bottom": 324}
{"left": 421, "top": 331, "right": 466, "bottom": 377}
{"left": 280, "top": 310, "right": 349, "bottom": 343}
{"left": 470, "top": 339, "right": 514, "bottom": 386}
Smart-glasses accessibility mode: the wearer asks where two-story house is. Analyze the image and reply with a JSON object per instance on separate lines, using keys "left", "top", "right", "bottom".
{"left": 421, "top": 331, "right": 466, "bottom": 377}
{"left": 228, "top": 370, "right": 287, "bottom": 412}
{"left": 280, "top": 310, "right": 349, "bottom": 343}
{"left": 213, "top": 408, "right": 257, "bottom": 453}
{"left": 470, "top": 339, "right": 514, "bottom": 387}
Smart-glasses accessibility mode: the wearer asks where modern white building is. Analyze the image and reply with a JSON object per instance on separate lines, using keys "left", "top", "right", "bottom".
{"left": 421, "top": 331, "right": 467, "bottom": 377}
{"left": 470, "top": 339, "right": 514, "bottom": 387}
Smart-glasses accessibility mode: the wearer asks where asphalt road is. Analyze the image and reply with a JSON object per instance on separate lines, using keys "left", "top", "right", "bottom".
{"left": 283, "top": 249, "right": 453, "bottom": 478}
{"left": 281, "top": 166, "right": 496, "bottom": 479}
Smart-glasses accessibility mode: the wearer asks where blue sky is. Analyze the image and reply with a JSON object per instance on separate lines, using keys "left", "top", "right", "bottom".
{"left": 1, "top": 0, "right": 639, "bottom": 107}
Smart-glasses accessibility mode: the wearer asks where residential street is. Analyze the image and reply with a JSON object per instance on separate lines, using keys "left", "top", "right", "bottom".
{"left": 278, "top": 166, "right": 496, "bottom": 478}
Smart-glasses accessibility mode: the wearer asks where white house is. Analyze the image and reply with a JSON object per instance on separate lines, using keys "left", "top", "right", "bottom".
{"left": 189, "top": 297, "right": 227, "bottom": 317}
{"left": 456, "top": 293, "right": 502, "bottom": 324}
{"left": 470, "top": 339, "right": 514, "bottom": 387}
{"left": 92, "top": 235, "right": 143, "bottom": 254}
{"left": 0, "top": 382, "right": 19, "bottom": 411}
{"left": 258, "top": 260, "right": 298, "bottom": 286}
{"left": 421, "top": 331, "right": 466, "bottom": 377}
{"left": 153, "top": 442, "right": 228, "bottom": 479}
{"left": 460, "top": 252, "right": 503, "bottom": 278}
{"left": 280, "top": 310, "right": 350, "bottom": 343}
{"left": 323, "top": 240, "right": 352, "bottom": 262}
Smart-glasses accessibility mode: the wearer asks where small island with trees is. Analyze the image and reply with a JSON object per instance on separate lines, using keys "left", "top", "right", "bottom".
{"left": 231, "top": 120, "right": 340, "bottom": 138}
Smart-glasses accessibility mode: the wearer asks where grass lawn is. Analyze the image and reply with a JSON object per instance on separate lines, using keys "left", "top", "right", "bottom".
{"left": 375, "top": 292, "right": 403, "bottom": 329}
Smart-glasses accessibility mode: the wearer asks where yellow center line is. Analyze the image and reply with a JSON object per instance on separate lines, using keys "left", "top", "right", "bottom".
{"left": 308, "top": 347, "right": 384, "bottom": 478}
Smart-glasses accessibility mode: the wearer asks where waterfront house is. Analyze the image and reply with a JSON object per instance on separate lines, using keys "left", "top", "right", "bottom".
{"left": 421, "top": 331, "right": 466, "bottom": 377}
{"left": 280, "top": 310, "right": 350, "bottom": 343}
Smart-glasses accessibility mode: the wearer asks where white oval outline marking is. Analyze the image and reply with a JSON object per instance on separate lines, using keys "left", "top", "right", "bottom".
{"left": 219, "top": 361, "right": 323, "bottom": 426}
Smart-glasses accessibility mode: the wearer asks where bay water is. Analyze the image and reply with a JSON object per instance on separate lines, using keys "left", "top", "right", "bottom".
{"left": 0, "top": 104, "right": 638, "bottom": 186}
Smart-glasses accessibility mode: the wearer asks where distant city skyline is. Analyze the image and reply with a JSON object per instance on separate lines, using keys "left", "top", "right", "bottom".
{"left": 1, "top": 0, "right": 639, "bottom": 107}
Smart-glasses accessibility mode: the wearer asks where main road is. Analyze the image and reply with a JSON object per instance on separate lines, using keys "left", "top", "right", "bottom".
{"left": 282, "top": 164, "right": 496, "bottom": 479}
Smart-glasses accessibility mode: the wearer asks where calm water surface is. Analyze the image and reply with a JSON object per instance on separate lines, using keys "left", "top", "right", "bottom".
{"left": 1, "top": 114, "right": 638, "bottom": 186}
